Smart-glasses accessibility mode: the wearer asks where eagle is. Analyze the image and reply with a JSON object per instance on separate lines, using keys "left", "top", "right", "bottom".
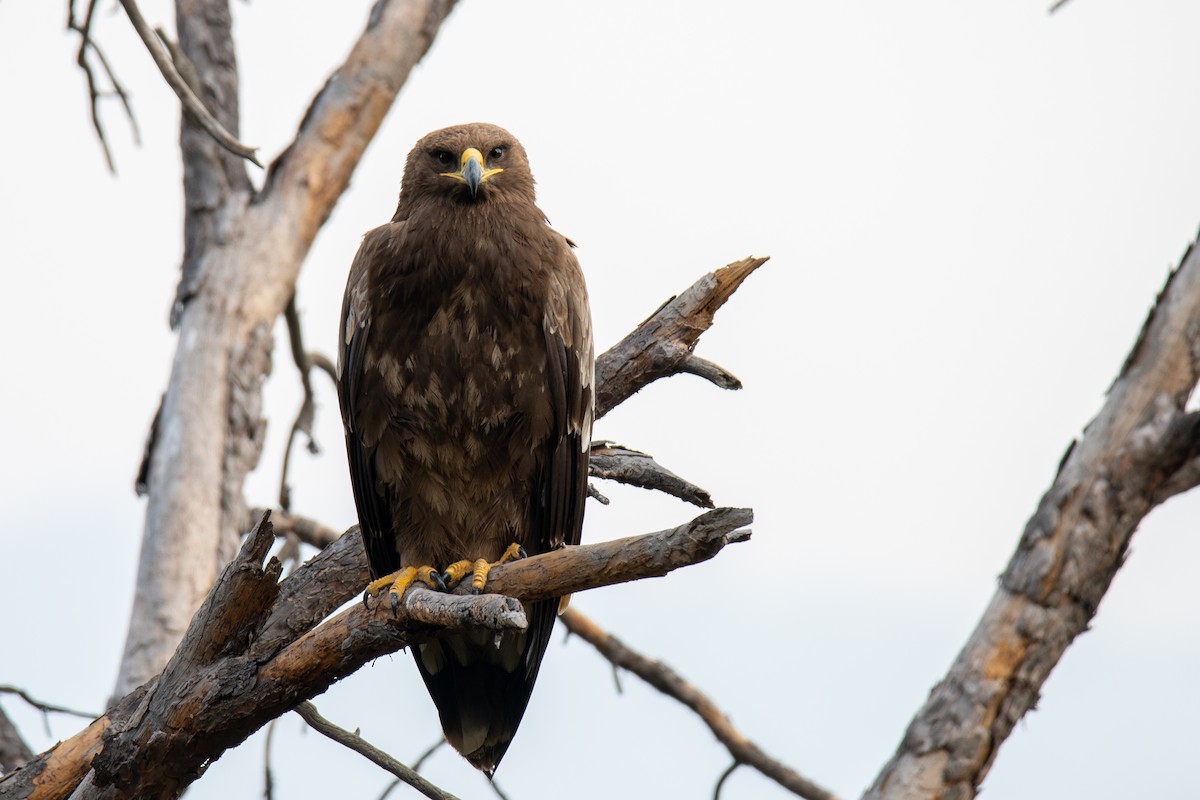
{"left": 336, "top": 122, "right": 594, "bottom": 775}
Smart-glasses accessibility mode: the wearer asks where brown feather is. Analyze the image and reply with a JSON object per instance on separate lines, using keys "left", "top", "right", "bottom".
{"left": 336, "top": 123, "right": 593, "bottom": 775}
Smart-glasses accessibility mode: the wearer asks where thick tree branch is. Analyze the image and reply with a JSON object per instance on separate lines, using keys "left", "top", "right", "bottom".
{"left": 0, "top": 508, "right": 749, "bottom": 800}
{"left": 560, "top": 609, "right": 839, "bottom": 800}
{"left": 865, "top": 232, "right": 1200, "bottom": 800}
{"left": 595, "top": 255, "right": 767, "bottom": 418}
{"left": 294, "top": 703, "right": 460, "bottom": 800}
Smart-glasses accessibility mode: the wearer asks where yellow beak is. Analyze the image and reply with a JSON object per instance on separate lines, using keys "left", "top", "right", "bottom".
{"left": 440, "top": 147, "right": 504, "bottom": 197}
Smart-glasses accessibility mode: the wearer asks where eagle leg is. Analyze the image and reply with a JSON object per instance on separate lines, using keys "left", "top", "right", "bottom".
{"left": 361, "top": 565, "right": 446, "bottom": 614}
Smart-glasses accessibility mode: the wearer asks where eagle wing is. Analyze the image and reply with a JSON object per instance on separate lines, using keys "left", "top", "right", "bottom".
{"left": 337, "top": 225, "right": 403, "bottom": 577}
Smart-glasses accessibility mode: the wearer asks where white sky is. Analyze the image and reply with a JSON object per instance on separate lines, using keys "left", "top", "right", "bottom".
{"left": 2, "top": 1, "right": 1199, "bottom": 798}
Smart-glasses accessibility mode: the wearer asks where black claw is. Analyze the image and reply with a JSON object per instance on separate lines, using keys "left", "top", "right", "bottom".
{"left": 439, "top": 571, "right": 453, "bottom": 588}
{"left": 429, "top": 570, "right": 447, "bottom": 592}
{"left": 362, "top": 590, "right": 371, "bottom": 610}
{"left": 471, "top": 586, "right": 481, "bottom": 595}
{"left": 389, "top": 591, "right": 400, "bottom": 617}
{"left": 516, "top": 545, "right": 528, "bottom": 559}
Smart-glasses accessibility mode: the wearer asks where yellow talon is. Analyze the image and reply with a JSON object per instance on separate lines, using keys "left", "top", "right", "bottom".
{"left": 496, "top": 542, "right": 527, "bottom": 565}
{"left": 471, "top": 558, "right": 490, "bottom": 593}
{"left": 441, "top": 559, "right": 474, "bottom": 589}
{"left": 362, "top": 565, "right": 445, "bottom": 615}
{"left": 463, "top": 542, "right": 527, "bottom": 595}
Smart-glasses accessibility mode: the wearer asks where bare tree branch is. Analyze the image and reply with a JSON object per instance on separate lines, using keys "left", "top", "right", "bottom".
{"left": 295, "top": 703, "right": 461, "bottom": 800}
{"left": 0, "top": 687, "right": 98, "bottom": 723}
{"left": 376, "top": 739, "right": 447, "bottom": 800}
{"left": 560, "top": 608, "right": 838, "bottom": 800}
{"left": 589, "top": 442, "right": 715, "bottom": 508}
{"left": 595, "top": 255, "right": 767, "bottom": 419}
{"left": 864, "top": 233, "right": 1200, "bottom": 800}
{"left": 0, "top": 506, "right": 750, "bottom": 800}
{"left": 713, "top": 761, "right": 739, "bottom": 800}
{"left": 67, "top": 0, "right": 141, "bottom": 173}
{"left": 116, "top": 0, "right": 260, "bottom": 165}
{"left": 279, "top": 293, "right": 337, "bottom": 511}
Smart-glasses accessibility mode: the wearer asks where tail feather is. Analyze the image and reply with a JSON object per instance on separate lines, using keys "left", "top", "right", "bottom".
{"left": 413, "top": 598, "right": 558, "bottom": 775}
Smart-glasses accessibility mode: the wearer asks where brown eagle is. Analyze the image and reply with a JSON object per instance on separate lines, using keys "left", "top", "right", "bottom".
{"left": 336, "top": 122, "right": 594, "bottom": 775}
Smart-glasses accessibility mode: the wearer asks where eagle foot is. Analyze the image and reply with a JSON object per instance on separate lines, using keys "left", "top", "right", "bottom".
{"left": 362, "top": 565, "right": 446, "bottom": 615}
{"left": 440, "top": 543, "right": 529, "bottom": 595}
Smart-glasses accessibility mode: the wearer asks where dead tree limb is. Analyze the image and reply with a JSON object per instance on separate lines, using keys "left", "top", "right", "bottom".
{"left": 294, "top": 703, "right": 460, "bottom": 800}
{"left": 560, "top": 608, "right": 839, "bottom": 800}
{"left": 595, "top": 255, "right": 767, "bottom": 418}
{"left": 864, "top": 235, "right": 1200, "bottom": 800}
{"left": 589, "top": 442, "right": 715, "bottom": 508}
{"left": 67, "top": 0, "right": 140, "bottom": 173}
{"left": 0, "top": 508, "right": 750, "bottom": 800}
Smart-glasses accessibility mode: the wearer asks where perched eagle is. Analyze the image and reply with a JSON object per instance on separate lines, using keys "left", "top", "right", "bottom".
{"left": 336, "top": 123, "right": 594, "bottom": 775}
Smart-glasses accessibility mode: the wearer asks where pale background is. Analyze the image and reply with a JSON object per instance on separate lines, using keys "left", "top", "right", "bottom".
{"left": 2, "top": 1, "right": 1199, "bottom": 798}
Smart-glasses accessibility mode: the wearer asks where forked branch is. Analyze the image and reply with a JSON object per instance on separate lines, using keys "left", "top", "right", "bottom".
{"left": 0, "top": 508, "right": 750, "bottom": 800}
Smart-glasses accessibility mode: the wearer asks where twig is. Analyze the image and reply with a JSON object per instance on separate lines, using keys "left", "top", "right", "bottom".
{"left": 560, "top": 609, "right": 840, "bottom": 800}
{"left": 411, "top": 738, "right": 445, "bottom": 772}
{"left": 294, "top": 702, "right": 461, "bottom": 800}
{"left": 586, "top": 483, "right": 610, "bottom": 504}
{"left": 279, "top": 294, "right": 338, "bottom": 510}
{"left": 262, "top": 718, "right": 277, "bottom": 800}
{"left": 0, "top": 686, "right": 98, "bottom": 722}
{"left": 488, "top": 778, "right": 513, "bottom": 800}
{"left": 377, "top": 736, "right": 447, "bottom": 798}
{"left": 1048, "top": 0, "right": 1073, "bottom": 13}
{"left": 713, "top": 761, "right": 740, "bottom": 800}
{"left": 67, "top": 0, "right": 141, "bottom": 173}
{"left": 115, "top": 0, "right": 261, "bottom": 166}
{"left": 308, "top": 352, "right": 338, "bottom": 385}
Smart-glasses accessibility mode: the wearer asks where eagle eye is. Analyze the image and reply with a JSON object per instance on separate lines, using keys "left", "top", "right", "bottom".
{"left": 489, "top": 146, "right": 506, "bottom": 161}
{"left": 431, "top": 149, "right": 454, "bottom": 167}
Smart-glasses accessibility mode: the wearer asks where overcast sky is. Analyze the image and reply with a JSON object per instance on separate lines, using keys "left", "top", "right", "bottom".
{"left": 3, "top": 1, "right": 1200, "bottom": 798}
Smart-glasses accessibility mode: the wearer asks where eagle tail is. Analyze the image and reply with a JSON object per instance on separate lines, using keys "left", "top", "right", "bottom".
{"left": 413, "top": 597, "right": 558, "bottom": 776}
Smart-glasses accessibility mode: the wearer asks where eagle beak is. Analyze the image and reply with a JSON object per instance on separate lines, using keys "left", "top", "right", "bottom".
{"left": 441, "top": 148, "right": 503, "bottom": 198}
